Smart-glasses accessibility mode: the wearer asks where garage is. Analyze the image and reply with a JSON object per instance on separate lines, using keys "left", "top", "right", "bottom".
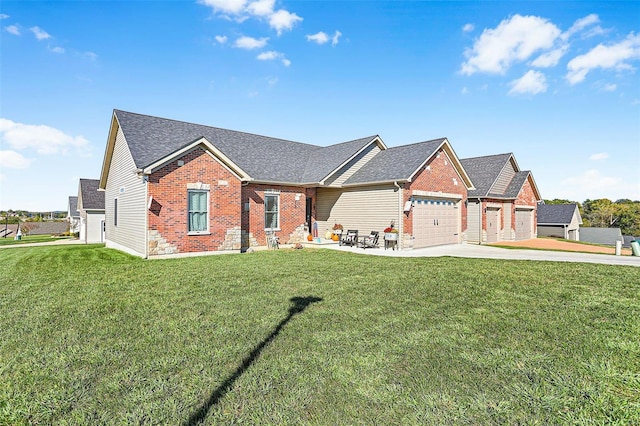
{"left": 412, "top": 198, "right": 460, "bottom": 248}
{"left": 515, "top": 208, "right": 534, "bottom": 240}
{"left": 486, "top": 208, "right": 500, "bottom": 243}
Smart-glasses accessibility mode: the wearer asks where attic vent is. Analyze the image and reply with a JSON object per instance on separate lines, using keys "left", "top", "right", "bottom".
{"left": 453, "top": 178, "right": 458, "bottom": 186}
{"left": 177, "top": 160, "right": 184, "bottom": 166}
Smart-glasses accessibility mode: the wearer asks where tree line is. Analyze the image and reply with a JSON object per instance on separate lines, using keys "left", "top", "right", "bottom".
{"left": 544, "top": 198, "right": 640, "bottom": 236}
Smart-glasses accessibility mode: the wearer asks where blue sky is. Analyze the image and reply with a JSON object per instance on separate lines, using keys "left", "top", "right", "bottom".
{"left": 1, "top": 0, "right": 639, "bottom": 212}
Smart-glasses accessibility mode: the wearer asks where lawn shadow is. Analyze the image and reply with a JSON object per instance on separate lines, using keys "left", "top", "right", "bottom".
{"left": 184, "top": 296, "right": 323, "bottom": 425}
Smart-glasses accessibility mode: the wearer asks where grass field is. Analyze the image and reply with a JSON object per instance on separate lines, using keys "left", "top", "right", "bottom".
{"left": 1, "top": 245, "right": 638, "bottom": 425}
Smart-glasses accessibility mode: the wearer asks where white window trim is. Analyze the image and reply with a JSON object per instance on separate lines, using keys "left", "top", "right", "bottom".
{"left": 264, "top": 193, "right": 280, "bottom": 231}
{"left": 187, "top": 189, "right": 211, "bottom": 235}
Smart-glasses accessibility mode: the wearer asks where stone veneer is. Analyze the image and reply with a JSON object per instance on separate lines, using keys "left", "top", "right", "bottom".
{"left": 148, "top": 230, "right": 179, "bottom": 256}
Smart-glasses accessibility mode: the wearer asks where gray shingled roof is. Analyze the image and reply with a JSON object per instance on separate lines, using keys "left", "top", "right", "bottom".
{"left": 460, "top": 153, "right": 513, "bottom": 198}
{"left": 344, "top": 139, "right": 445, "bottom": 185}
{"left": 537, "top": 203, "right": 579, "bottom": 224}
{"left": 114, "top": 110, "right": 376, "bottom": 184}
{"left": 499, "top": 171, "right": 530, "bottom": 198}
{"left": 79, "top": 179, "right": 105, "bottom": 210}
{"left": 68, "top": 196, "right": 79, "bottom": 217}
{"left": 580, "top": 227, "right": 623, "bottom": 246}
{"left": 301, "top": 136, "right": 379, "bottom": 183}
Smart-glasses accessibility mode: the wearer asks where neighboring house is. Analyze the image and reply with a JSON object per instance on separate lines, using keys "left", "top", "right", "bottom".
{"left": 21, "top": 221, "right": 69, "bottom": 235}
{"left": 98, "top": 110, "right": 475, "bottom": 258}
{"left": 460, "top": 153, "right": 542, "bottom": 244}
{"left": 78, "top": 178, "right": 106, "bottom": 243}
{"left": 579, "top": 227, "right": 624, "bottom": 246}
{"left": 67, "top": 196, "right": 80, "bottom": 234}
{"left": 537, "top": 203, "right": 582, "bottom": 240}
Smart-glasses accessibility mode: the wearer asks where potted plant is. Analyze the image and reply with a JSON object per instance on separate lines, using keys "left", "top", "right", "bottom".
{"left": 383, "top": 226, "right": 399, "bottom": 241}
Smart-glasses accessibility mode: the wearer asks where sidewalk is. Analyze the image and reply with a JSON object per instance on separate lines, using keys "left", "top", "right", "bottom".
{"left": 0, "top": 238, "right": 86, "bottom": 249}
{"left": 314, "top": 242, "right": 640, "bottom": 267}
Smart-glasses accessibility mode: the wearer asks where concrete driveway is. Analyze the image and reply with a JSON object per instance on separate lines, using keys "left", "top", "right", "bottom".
{"left": 320, "top": 243, "right": 640, "bottom": 267}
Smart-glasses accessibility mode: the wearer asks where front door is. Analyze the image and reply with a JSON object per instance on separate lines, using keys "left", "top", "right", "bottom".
{"left": 305, "top": 197, "right": 313, "bottom": 234}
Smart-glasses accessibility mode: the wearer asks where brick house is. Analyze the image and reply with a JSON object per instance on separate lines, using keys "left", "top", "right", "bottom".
{"left": 460, "top": 153, "right": 542, "bottom": 244}
{"left": 98, "top": 110, "right": 479, "bottom": 257}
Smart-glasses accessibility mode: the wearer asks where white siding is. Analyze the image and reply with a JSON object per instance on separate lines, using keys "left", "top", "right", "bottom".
{"left": 105, "top": 126, "right": 148, "bottom": 257}
{"left": 504, "top": 202, "right": 512, "bottom": 240}
{"left": 324, "top": 144, "right": 381, "bottom": 187}
{"left": 467, "top": 201, "right": 481, "bottom": 244}
{"left": 316, "top": 185, "right": 398, "bottom": 243}
{"left": 491, "top": 161, "right": 516, "bottom": 195}
{"left": 86, "top": 211, "right": 105, "bottom": 243}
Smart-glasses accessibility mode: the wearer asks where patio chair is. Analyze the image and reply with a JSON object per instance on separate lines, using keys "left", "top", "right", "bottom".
{"left": 340, "top": 229, "right": 359, "bottom": 247}
{"left": 359, "top": 231, "right": 379, "bottom": 249}
{"left": 266, "top": 231, "right": 279, "bottom": 250}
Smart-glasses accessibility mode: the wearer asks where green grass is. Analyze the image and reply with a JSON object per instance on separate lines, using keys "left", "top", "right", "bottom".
{"left": 1, "top": 245, "right": 639, "bottom": 425}
{"left": 0, "top": 234, "right": 72, "bottom": 246}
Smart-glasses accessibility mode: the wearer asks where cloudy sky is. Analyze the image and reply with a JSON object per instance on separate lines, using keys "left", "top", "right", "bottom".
{"left": 1, "top": 0, "right": 639, "bottom": 211}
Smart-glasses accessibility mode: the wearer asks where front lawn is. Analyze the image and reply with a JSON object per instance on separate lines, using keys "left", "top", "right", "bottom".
{"left": 1, "top": 245, "right": 638, "bottom": 424}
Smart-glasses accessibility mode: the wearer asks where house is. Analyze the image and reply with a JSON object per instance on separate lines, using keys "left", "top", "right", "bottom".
{"left": 67, "top": 196, "right": 80, "bottom": 234}
{"left": 460, "top": 153, "right": 541, "bottom": 244}
{"left": 78, "top": 178, "right": 106, "bottom": 243}
{"left": 98, "top": 110, "right": 474, "bottom": 257}
{"left": 537, "top": 203, "right": 582, "bottom": 240}
{"left": 579, "top": 227, "right": 624, "bottom": 247}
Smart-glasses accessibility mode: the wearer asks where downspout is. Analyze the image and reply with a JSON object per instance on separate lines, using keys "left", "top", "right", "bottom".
{"left": 394, "top": 181, "right": 402, "bottom": 249}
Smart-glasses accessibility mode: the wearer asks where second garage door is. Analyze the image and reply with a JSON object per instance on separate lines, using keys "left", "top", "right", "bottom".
{"left": 412, "top": 198, "right": 460, "bottom": 248}
{"left": 515, "top": 208, "right": 534, "bottom": 240}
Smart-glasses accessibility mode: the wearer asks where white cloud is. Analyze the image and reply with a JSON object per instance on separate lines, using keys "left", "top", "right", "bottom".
{"left": 561, "top": 13, "right": 599, "bottom": 41}
{"left": 30, "top": 26, "right": 51, "bottom": 40}
{"left": 5, "top": 25, "right": 20, "bottom": 36}
{"left": 462, "top": 23, "right": 474, "bottom": 33}
{"left": 531, "top": 45, "right": 568, "bottom": 68}
{"left": 589, "top": 152, "right": 608, "bottom": 160}
{"left": 306, "top": 31, "right": 328, "bottom": 45}
{"left": 269, "top": 9, "right": 302, "bottom": 35}
{"left": 234, "top": 36, "right": 268, "bottom": 49}
{"left": 256, "top": 50, "right": 290, "bottom": 66}
{"left": 559, "top": 169, "right": 640, "bottom": 200}
{"left": 461, "top": 87, "right": 469, "bottom": 95}
{"left": 215, "top": 35, "right": 228, "bottom": 44}
{"left": 508, "top": 70, "right": 547, "bottom": 95}
{"left": 50, "top": 46, "right": 65, "bottom": 54}
{"left": 461, "top": 15, "right": 560, "bottom": 75}
{"left": 566, "top": 32, "right": 640, "bottom": 85}
{"left": 332, "top": 30, "right": 342, "bottom": 46}
{"left": 0, "top": 150, "right": 32, "bottom": 169}
{"left": 0, "top": 118, "right": 89, "bottom": 156}
{"left": 246, "top": 0, "right": 274, "bottom": 17}
{"left": 199, "top": 0, "right": 247, "bottom": 15}
{"left": 0, "top": 14, "right": 9, "bottom": 19}
{"left": 603, "top": 83, "right": 617, "bottom": 92}
{"left": 200, "top": 0, "right": 301, "bottom": 35}
{"left": 85, "top": 51, "right": 98, "bottom": 61}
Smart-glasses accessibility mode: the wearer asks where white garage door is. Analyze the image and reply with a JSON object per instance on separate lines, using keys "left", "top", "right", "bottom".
{"left": 413, "top": 198, "right": 459, "bottom": 248}
{"left": 515, "top": 209, "right": 533, "bottom": 240}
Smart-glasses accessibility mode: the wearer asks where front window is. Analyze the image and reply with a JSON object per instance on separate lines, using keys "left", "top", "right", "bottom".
{"left": 188, "top": 190, "right": 209, "bottom": 234}
{"left": 265, "top": 194, "right": 279, "bottom": 230}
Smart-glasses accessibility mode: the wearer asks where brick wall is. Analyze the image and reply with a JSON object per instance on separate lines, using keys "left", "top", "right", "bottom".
{"left": 242, "top": 184, "right": 314, "bottom": 246}
{"left": 147, "top": 147, "right": 242, "bottom": 255}
{"left": 514, "top": 175, "right": 539, "bottom": 230}
{"left": 403, "top": 148, "right": 469, "bottom": 237}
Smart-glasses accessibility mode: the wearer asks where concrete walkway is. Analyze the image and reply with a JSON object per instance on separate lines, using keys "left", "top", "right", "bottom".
{"left": 2, "top": 237, "right": 638, "bottom": 267}
{"left": 316, "top": 242, "right": 640, "bottom": 267}
{"left": 0, "top": 238, "right": 86, "bottom": 249}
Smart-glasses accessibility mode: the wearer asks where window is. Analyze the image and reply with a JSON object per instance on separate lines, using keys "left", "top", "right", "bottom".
{"left": 264, "top": 193, "right": 279, "bottom": 230}
{"left": 114, "top": 198, "right": 118, "bottom": 226}
{"left": 188, "top": 190, "right": 209, "bottom": 233}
